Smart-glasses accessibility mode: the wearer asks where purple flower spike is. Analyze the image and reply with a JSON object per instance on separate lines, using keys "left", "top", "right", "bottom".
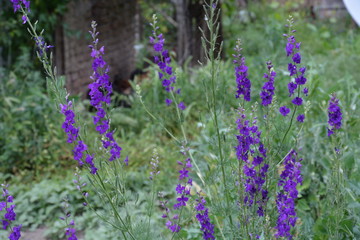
{"left": 195, "top": 197, "right": 215, "bottom": 240}
{"left": 150, "top": 16, "right": 185, "bottom": 107}
{"left": 162, "top": 150, "right": 192, "bottom": 234}
{"left": 235, "top": 109, "right": 269, "bottom": 215}
{"left": 88, "top": 21, "right": 122, "bottom": 162}
{"left": 327, "top": 94, "right": 342, "bottom": 136}
{"left": 0, "top": 184, "right": 22, "bottom": 240}
{"left": 234, "top": 40, "right": 251, "bottom": 101}
{"left": 275, "top": 150, "right": 302, "bottom": 239}
{"left": 284, "top": 16, "right": 309, "bottom": 110}
{"left": 279, "top": 106, "right": 290, "bottom": 116}
{"left": 260, "top": 61, "right": 276, "bottom": 106}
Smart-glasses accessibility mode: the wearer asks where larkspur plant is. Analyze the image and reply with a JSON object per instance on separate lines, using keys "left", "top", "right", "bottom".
{"left": 327, "top": 93, "right": 342, "bottom": 136}
{"left": 0, "top": 184, "right": 22, "bottom": 240}
{"left": 282, "top": 16, "right": 308, "bottom": 123}
{"left": 233, "top": 39, "right": 251, "bottom": 102}
{"left": 7, "top": 0, "right": 355, "bottom": 239}
{"left": 234, "top": 108, "right": 269, "bottom": 217}
{"left": 150, "top": 14, "right": 186, "bottom": 110}
{"left": 275, "top": 150, "right": 302, "bottom": 239}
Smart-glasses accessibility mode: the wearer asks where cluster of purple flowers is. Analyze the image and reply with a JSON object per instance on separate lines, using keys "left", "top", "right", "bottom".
{"left": 60, "top": 201, "right": 78, "bottom": 240}
{"left": 60, "top": 101, "right": 97, "bottom": 174}
{"left": 150, "top": 16, "right": 185, "bottom": 110}
{"left": 162, "top": 152, "right": 193, "bottom": 233}
{"left": 195, "top": 197, "right": 215, "bottom": 240}
{"left": 64, "top": 220, "right": 77, "bottom": 240}
{"left": 88, "top": 21, "right": 122, "bottom": 162}
{"left": 60, "top": 101, "right": 79, "bottom": 144}
{"left": 327, "top": 94, "right": 342, "bottom": 136}
{"left": 275, "top": 150, "right": 302, "bottom": 239}
{"left": 1, "top": 184, "right": 22, "bottom": 240}
{"left": 280, "top": 17, "right": 308, "bottom": 123}
{"left": 234, "top": 109, "right": 269, "bottom": 216}
{"left": 233, "top": 40, "right": 251, "bottom": 101}
{"left": 34, "top": 36, "right": 54, "bottom": 56}
{"left": 9, "top": 0, "right": 30, "bottom": 24}
{"left": 260, "top": 61, "right": 276, "bottom": 106}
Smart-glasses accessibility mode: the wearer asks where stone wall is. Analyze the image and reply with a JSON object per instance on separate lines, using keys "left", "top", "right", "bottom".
{"left": 60, "top": 0, "right": 137, "bottom": 96}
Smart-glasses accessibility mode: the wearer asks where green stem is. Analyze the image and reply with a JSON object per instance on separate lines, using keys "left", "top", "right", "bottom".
{"left": 207, "top": 0, "right": 233, "bottom": 227}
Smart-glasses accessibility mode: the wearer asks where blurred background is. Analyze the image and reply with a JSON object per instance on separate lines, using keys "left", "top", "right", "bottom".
{"left": 0, "top": 0, "right": 359, "bottom": 239}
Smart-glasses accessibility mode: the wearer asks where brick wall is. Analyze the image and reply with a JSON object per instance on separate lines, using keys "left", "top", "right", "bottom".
{"left": 62, "top": 0, "right": 136, "bottom": 96}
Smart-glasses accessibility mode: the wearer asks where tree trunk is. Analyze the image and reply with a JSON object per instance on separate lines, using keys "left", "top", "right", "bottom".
{"left": 62, "top": 0, "right": 137, "bottom": 96}
{"left": 172, "top": 0, "right": 223, "bottom": 66}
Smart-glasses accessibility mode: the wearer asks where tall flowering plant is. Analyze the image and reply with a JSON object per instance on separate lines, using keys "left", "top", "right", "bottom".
{"left": 0, "top": 184, "right": 21, "bottom": 240}
{"left": 7, "top": 0, "right": 353, "bottom": 239}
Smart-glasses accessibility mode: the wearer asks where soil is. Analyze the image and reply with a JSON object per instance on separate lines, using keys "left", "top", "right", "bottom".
{"left": 22, "top": 227, "right": 47, "bottom": 240}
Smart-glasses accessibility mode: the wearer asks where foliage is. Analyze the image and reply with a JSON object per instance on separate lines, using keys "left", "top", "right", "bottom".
{"left": 0, "top": 0, "right": 69, "bottom": 68}
{"left": 0, "top": 50, "right": 71, "bottom": 178}
{"left": 2, "top": 0, "right": 360, "bottom": 239}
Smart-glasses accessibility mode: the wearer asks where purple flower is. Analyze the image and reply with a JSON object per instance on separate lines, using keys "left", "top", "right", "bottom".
{"left": 8, "top": 225, "right": 22, "bottom": 240}
{"left": 178, "top": 102, "right": 186, "bottom": 111}
{"left": 297, "top": 114, "right": 305, "bottom": 123}
{"left": 288, "top": 63, "right": 297, "bottom": 77}
{"left": 275, "top": 150, "right": 302, "bottom": 239}
{"left": 292, "top": 52, "right": 301, "bottom": 64}
{"left": 162, "top": 152, "right": 192, "bottom": 233}
{"left": 65, "top": 227, "right": 77, "bottom": 240}
{"left": 85, "top": 154, "right": 97, "bottom": 174}
{"left": 195, "top": 197, "right": 215, "bottom": 240}
{"left": 284, "top": 17, "right": 309, "bottom": 109}
{"left": 166, "top": 220, "right": 180, "bottom": 233}
{"left": 260, "top": 61, "right": 276, "bottom": 106}
{"left": 285, "top": 40, "right": 295, "bottom": 56}
{"left": 34, "top": 36, "right": 54, "bottom": 56}
{"left": 287, "top": 82, "right": 297, "bottom": 97}
{"left": 165, "top": 98, "right": 172, "bottom": 106}
{"left": 233, "top": 42, "right": 251, "bottom": 101}
{"left": 303, "top": 88, "right": 308, "bottom": 96}
{"left": 9, "top": 0, "right": 30, "bottom": 18}
{"left": 0, "top": 184, "right": 21, "bottom": 239}
{"left": 295, "top": 75, "right": 306, "bottom": 85}
{"left": 327, "top": 94, "right": 342, "bottom": 136}
{"left": 150, "top": 18, "right": 182, "bottom": 100}
{"left": 292, "top": 97, "right": 303, "bottom": 106}
{"left": 60, "top": 101, "right": 79, "bottom": 144}
{"left": 279, "top": 106, "right": 290, "bottom": 116}
{"left": 235, "top": 109, "right": 269, "bottom": 215}
{"left": 88, "top": 21, "right": 122, "bottom": 162}
{"left": 73, "top": 141, "right": 87, "bottom": 166}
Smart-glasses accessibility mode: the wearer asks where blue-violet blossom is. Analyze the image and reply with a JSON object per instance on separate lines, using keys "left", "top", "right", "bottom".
{"left": 162, "top": 150, "right": 193, "bottom": 233}
{"left": 195, "top": 197, "right": 215, "bottom": 240}
{"left": 283, "top": 16, "right": 308, "bottom": 118}
{"left": 235, "top": 109, "right": 269, "bottom": 216}
{"left": 1, "top": 184, "right": 22, "bottom": 240}
{"left": 233, "top": 39, "right": 251, "bottom": 101}
{"left": 9, "top": 0, "right": 30, "bottom": 24}
{"left": 327, "top": 94, "right": 342, "bottom": 136}
{"left": 275, "top": 150, "right": 302, "bottom": 239}
{"left": 150, "top": 15, "right": 185, "bottom": 111}
{"left": 260, "top": 61, "right": 276, "bottom": 106}
{"left": 88, "top": 21, "right": 122, "bottom": 162}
